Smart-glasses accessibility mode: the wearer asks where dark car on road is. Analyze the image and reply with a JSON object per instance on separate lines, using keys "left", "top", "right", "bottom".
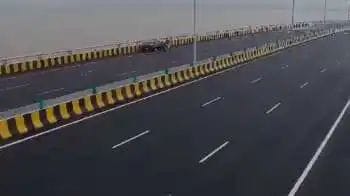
{"left": 140, "top": 39, "right": 169, "bottom": 52}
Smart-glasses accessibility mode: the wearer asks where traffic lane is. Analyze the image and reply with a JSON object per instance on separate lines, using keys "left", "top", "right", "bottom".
{"left": 0, "top": 32, "right": 325, "bottom": 111}
{"left": 176, "top": 34, "right": 350, "bottom": 195}
{"left": 0, "top": 31, "right": 349, "bottom": 110}
{"left": 0, "top": 30, "right": 289, "bottom": 89}
{"left": 185, "top": 73, "right": 350, "bottom": 196}
{"left": 0, "top": 68, "right": 276, "bottom": 195}
{"left": 0, "top": 55, "right": 347, "bottom": 195}
{"left": 295, "top": 56, "right": 350, "bottom": 196}
{"left": 1, "top": 33, "right": 348, "bottom": 195}
{"left": 0, "top": 30, "right": 313, "bottom": 195}
{"left": 164, "top": 34, "right": 350, "bottom": 195}
{"left": 0, "top": 30, "right": 344, "bottom": 149}
{"left": 297, "top": 113, "right": 350, "bottom": 196}
{"left": 0, "top": 30, "right": 298, "bottom": 110}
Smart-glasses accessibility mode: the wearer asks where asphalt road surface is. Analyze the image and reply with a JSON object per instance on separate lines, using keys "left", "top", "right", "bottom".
{"left": 1, "top": 31, "right": 350, "bottom": 196}
{"left": 0, "top": 30, "right": 305, "bottom": 111}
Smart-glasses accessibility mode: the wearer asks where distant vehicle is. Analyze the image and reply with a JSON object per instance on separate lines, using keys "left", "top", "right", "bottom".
{"left": 141, "top": 39, "right": 169, "bottom": 53}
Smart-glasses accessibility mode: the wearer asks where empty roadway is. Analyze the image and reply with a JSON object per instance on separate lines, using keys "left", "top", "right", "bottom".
{"left": 0, "top": 31, "right": 350, "bottom": 195}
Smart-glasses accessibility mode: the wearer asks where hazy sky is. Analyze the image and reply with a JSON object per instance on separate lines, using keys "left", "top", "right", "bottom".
{"left": 1, "top": 0, "right": 349, "bottom": 8}
{"left": 1, "top": 0, "right": 349, "bottom": 13}
{"left": 0, "top": 0, "right": 349, "bottom": 56}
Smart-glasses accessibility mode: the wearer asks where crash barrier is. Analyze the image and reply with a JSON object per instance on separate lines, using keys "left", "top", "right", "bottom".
{"left": 0, "top": 27, "right": 342, "bottom": 143}
{"left": 0, "top": 21, "right": 325, "bottom": 78}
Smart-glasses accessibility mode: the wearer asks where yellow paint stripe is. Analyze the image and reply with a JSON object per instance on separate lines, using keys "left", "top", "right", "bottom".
{"left": 31, "top": 111, "right": 43, "bottom": 129}
{"left": 15, "top": 115, "right": 28, "bottom": 134}
{"left": 142, "top": 81, "right": 150, "bottom": 93}
{"left": 20, "top": 63, "right": 27, "bottom": 72}
{"left": 125, "top": 85, "right": 134, "bottom": 99}
{"left": 44, "top": 59, "right": 49, "bottom": 68}
{"left": 13, "top": 64, "right": 19, "bottom": 73}
{"left": 134, "top": 83, "right": 142, "bottom": 97}
{"left": 106, "top": 91, "right": 116, "bottom": 105}
{"left": 116, "top": 88, "right": 125, "bottom": 102}
{"left": 46, "top": 107, "right": 57, "bottom": 124}
{"left": 176, "top": 72, "right": 184, "bottom": 83}
{"left": 64, "top": 56, "right": 69, "bottom": 64}
{"left": 171, "top": 73, "right": 178, "bottom": 85}
{"left": 69, "top": 54, "right": 75, "bottom": 63}
{"left": 96, "top": 94, "right": 106, "bottom": 108}
{"left": 150, "top": 78, "right": 158, "bottom": 91}
{"left": 84, "top": 96, "right": 95, "bottom": 112}
{"left": 0, "top": 120, "right": 12, "bottom": 139}
{"left": 35, "top": 60, "right": 42, "bottom": 69}
{"left": 5, "top": 65, "right": 11, "bottom": 74}
{"left": 164, "top": 75, "right": 172, "bottom": 87}
{"left": 50, "top": 58, "right": 55, "bottom": 66}
{"left": 183, "top": 70, "right": 190, "bottom": 81}
{"left": 188, "top": 68, "right": 195, "bottom": 79}
{"left": 156, "top": 77, "right": 165, "bottom": 89}
{"left": 209, "top": 63, "right": 215, "bottom": 72}
{"left": 199, "top": 65, "right": 206, "bottom": 76}
{"left": 59, "top": 104, "right": 70, "bottom": 120}
{"left": 72, "top": 100, "right": 83, "bottom": 115}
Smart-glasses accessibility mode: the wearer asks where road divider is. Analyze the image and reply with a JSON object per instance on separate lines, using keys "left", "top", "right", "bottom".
{"left": 0, "top": 27, "right": 343, "bottom": 144}
{"left": 0, "top": 23, "right": 317, "bottom": 78}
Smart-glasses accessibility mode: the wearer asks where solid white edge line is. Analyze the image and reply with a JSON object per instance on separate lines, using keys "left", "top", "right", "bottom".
{"left": 266, "top": 102, "right": 281, "bottom": 114}
{"left": 300, "top": 82, "right": 309, "bottom": 89}
{"left": 288, "top": 99, "right": 350, "bottom": 196}
{"left": 112, "top": 130, "right": 150, "bottom": 149}
{"left": 201, "top": 97, "right": 222, "bottom": 107}
{"left": 250, "top": 77, "right": 263, "bottom": 84}
{"left": 199, "top": 141, "right": 230, "bottom": 164}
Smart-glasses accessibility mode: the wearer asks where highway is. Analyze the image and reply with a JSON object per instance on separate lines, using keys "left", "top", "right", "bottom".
{"left": 1, "top": 31, "right": 350, "bottom": 195}
{"left": 0, "top": 30, "right": 305, "bottom": 111}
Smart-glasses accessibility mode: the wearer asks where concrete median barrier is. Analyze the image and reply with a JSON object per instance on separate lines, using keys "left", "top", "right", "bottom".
{"left": 0, "top": 22, "right": 309, "bottom": 77}
{"left": 0, "top": 27, "right": 342, "bottom": 144}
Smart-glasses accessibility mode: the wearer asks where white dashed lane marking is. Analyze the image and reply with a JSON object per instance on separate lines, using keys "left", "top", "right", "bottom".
{"left": 37, "top": 88, "right": 65, "bottom": 96}
{"left": 199, "top": 141, "right": 230, "bottom": 164}
{"left": 112, "top": 130, "right": 150, "bottom": 149}
{"left": 300, "top": 82, "right": 309, "bottom": 89}
{"left": 266, "top": 102, "right": 281, "bottom": 115}
{"left": 250, "top": 77, "right": 263, "bottom": 84}
{"left": 320, "top": 68, "right": 327, "bottom": 73}
{"left": 201, "top": 97, "right": 222, "bottom": 108}
{"left": 0, "top": 84, "right": 30, "bottom": 92}
{"left": 281, "top": 65, "right": 289, "bottom": 69}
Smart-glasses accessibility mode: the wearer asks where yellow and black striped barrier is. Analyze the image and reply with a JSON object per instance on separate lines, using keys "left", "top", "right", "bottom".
{"left": 0, "top": 31, "right": 335, "bottom": 143}
{"left": 0, "top": 23, "right": 292, "bottom": 77}
{"left": 0, "top": 50, "right": 248, "bottom": 142}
